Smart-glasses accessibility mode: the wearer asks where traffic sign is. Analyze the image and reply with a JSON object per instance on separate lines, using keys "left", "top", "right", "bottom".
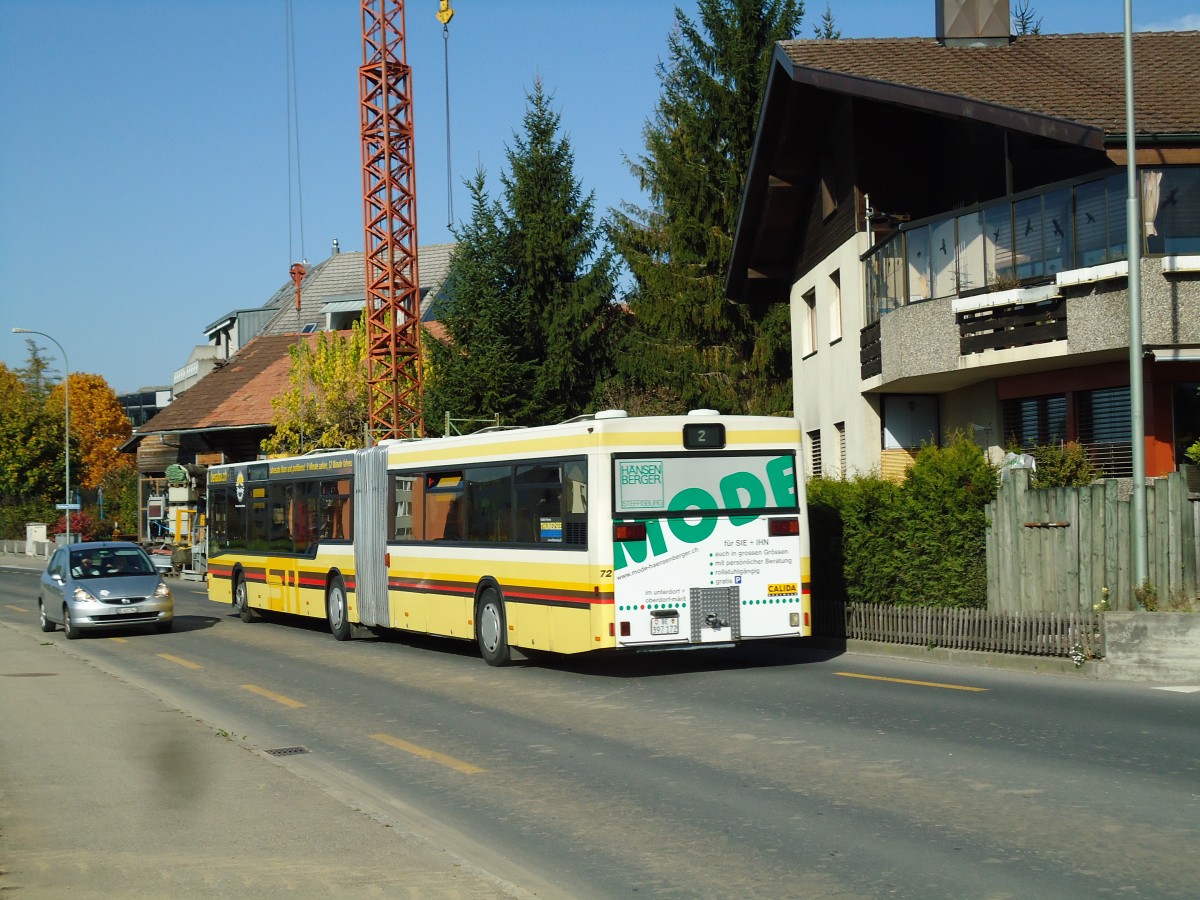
{"left": 55, "top": 503, "right": 81, "bottom": 510}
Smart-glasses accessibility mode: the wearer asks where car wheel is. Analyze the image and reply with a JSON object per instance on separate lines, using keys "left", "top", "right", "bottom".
{"left": 38, "top": 601, "right": 55, "bottom": 633}
{"left": 327, "top": 575, "right": 352, "bottom": 642}
{"left": 63, "top": 606, "right": 80, "bottom": 640}
{"left": 476, "top": 586, "right": 511, "bottom": 667}
{"left": 235, "top": 574, "right": 257, "bottom": 623}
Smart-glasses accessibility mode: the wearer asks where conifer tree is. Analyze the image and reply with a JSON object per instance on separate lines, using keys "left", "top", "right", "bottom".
{"left": 813, "top": 2, "right": 840, "bottom": 39}
{"left": 610, "top": 0, "right": 803, "bottom": 415}
{"left": 425, "top": 80, "right": 618, "bottom": 430}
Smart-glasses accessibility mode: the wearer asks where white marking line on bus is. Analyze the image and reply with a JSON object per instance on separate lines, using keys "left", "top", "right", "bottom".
{"left": 4, "top": 604, "right": 26, "bottom": 614}
{"left": 241, "top": 684, "right": 305, "bottom": 708}
{"left": 834, "top": 671, "right": 988, "bottom": 692}
{"left": 370, "top": 733, "right": 486, "bottom": 775}
{"left": 158, "top": 653, "right": 202, "bottom": 669}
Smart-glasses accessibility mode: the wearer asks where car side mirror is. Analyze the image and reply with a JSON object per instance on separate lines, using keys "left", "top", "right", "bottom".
{"left": 51, "top": 573, "right": 64, "bottom": 583}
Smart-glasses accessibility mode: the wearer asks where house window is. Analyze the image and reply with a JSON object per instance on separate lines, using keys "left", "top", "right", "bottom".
{"left": 828, "top": 270, "right": 842, "bottom": 342}
{"left": 803, "top": 289, "right": 817, "bottom": 356}
{"left": 882, "top": 395, "right": 938, "bottom": 450}
{"left": 835, "top": 421, "right": 846, "bottom": 477}
{"left": 1172, "top": 382, "right": 1200, "bottom": 465}
{"left": 1001, "top": 394, "right": 1067, "bottom": 448}
{"left": 1077, "top": 386, "right": 1132, "bottom": 478}
{"left": 808, "top": 429, "right": 822, "bottom": 478}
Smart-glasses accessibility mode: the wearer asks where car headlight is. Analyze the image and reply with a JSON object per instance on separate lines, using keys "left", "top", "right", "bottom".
{"left": 72, "top": 586, "right": 97, "bottom": 603}
{"left": 154, "top": 581, "right": 172, "bottom": 599}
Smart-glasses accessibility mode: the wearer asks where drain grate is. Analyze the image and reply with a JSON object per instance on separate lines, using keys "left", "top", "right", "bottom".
{"left": 264, "top": 746, "right": 309, "bottom": 757}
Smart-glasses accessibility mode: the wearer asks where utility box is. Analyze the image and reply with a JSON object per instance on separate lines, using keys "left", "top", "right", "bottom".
{"left": 25, "top": 523, "right": 47, "bottom": 556}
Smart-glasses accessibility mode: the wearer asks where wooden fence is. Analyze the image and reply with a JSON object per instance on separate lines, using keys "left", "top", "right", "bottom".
{"left": 986, "top": 468, "right": 1200, "bottom": 613}
{"left": 812, "top": 598, "right": 1103, "bottom": 659}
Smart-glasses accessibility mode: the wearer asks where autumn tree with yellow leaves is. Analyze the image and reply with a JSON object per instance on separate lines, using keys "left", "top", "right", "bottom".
{"left": 48, "top": 372, "right": 135, "bottom": 491}
{"left": 261, "top": 320, "right": 370, "bottom": 456}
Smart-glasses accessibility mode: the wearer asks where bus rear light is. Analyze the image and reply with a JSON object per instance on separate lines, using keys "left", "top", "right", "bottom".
{"left": 613, "top": 522, "right": 647, "bottom": 542}
{"left": 805, "top": 611, "right": 810, "bottom": 627}
{"left": 768, "top": 517, "right": 799, "bottom": 537}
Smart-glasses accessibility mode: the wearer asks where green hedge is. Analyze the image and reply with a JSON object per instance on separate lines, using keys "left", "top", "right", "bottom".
{"left": 807, "top": 433, "right": 996, "bottom": 608}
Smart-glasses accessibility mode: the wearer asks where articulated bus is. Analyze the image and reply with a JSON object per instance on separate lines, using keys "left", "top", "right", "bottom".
{"left": 206, "top": 411, "right": 811, "bottom": 665}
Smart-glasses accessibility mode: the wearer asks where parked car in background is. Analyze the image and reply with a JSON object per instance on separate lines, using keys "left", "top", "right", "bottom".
{"left": 37, "top": 541, "right": 174, "bottom": 639}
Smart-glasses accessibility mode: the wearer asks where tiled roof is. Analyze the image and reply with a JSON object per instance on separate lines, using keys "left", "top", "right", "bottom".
{"left": 137, "top": 333, "right": 320, "bottom": 434}
{"left": 778, "top": 31, "right": 1200, "bottom": 137}
{"left": 260, "top": 243, "right": 457, "bottom": 336}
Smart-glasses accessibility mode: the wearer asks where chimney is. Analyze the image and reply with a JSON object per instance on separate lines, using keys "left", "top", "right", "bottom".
{"left": 936, "top": 0, "right": 1010, "bottom": 47}
{"left": 331, "top": 237, "right": 340, "bottom": 255}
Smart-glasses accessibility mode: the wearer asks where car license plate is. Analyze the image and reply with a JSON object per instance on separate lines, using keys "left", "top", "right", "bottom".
{"left": 651, "top": 615, "right": 678, "bottom": 636}
{"left": 117, "top": 606, "right": 140, "bottom": 615}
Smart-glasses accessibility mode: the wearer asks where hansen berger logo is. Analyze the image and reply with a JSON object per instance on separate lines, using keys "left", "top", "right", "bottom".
{"left": 235, "top": 470, "right": 246, "bottom": 504}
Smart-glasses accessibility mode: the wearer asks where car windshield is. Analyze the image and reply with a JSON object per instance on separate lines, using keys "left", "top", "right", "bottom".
{"left": 70, "top": 548, "right": 155, "bottom": 579}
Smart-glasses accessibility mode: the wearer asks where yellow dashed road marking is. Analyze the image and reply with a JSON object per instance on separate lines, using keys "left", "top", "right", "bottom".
{"left": 157, "top": 653, "right": 202, "bottom": 669}
{"left": 834, "top": 671, "right": 987, "bottom": 692}
{"left": 370, "top": 733, "right": 486, "bottom": 774}
{"left": 5, "top": 604, "right": 26, "bottom": 613}
{"left": 241, "top": 684, "right": 305, "bottom": 708}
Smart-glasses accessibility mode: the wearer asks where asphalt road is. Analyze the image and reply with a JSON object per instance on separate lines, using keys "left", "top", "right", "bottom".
{"left": 3, "top": 568, "right": 1198, "bottom": 898}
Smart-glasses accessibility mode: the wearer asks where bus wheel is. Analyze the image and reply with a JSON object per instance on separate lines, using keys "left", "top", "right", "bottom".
{"left": 476, "top": 586, "right": 511, "bottom": 667}
{"left": 327, "top": 575, "right": 352, "bottom": 642}
{"left": 235, "top": 574, "right": 257, "bottom": 623}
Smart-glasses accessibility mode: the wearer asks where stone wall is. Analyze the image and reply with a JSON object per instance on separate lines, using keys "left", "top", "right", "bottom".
{"left": 1102, "top": 612, "right": 1200, "bottom": 682}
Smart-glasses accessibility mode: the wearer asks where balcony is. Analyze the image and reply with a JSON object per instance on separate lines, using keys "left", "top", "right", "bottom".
{"left": 865, "top": 167, "right": 1200, "bottom": 321}
{"left": 860, "top": 167, "right": 1200, "bottom": 382}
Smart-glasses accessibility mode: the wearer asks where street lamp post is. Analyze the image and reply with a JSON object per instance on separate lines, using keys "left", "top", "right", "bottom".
{"left": 12, "top": 328, "right": 71, "bottom": 545}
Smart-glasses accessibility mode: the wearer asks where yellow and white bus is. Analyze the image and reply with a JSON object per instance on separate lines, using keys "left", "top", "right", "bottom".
{"left": 206, "top": 411, "right": 811, "bottom": 665}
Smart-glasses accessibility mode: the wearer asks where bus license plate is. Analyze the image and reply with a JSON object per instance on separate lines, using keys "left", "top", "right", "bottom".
{"left": 651, "top": 615, "right": 678, "bottom": 636}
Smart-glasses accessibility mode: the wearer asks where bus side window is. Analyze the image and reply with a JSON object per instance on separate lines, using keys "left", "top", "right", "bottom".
{"left": 321, "top": 478, "right": 352, "bottom": 541}
{"left": 424, "top": 472, "right": 464, "bottom": 541}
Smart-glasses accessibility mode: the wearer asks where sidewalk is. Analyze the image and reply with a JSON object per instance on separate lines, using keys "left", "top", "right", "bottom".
{"left": 0, "top": 618, "right": 524, "bottom": 899}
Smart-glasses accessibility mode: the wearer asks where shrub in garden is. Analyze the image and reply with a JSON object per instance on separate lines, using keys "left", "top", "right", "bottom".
{"left": 807, "top": 432, "right": 997, "bottom": 609}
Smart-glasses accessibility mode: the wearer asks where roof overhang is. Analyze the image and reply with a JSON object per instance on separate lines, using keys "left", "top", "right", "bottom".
{"left": 727, "top": 43, "right": 1108, "bottom": 304}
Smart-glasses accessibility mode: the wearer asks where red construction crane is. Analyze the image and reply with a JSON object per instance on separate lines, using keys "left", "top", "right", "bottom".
{"left": 359, "top": 1, "right": 451, "bottom": 440}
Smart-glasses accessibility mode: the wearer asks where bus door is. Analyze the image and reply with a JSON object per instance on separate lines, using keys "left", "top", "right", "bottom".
{"left": 264, "top": 482, "right": 302, "bottom": 614}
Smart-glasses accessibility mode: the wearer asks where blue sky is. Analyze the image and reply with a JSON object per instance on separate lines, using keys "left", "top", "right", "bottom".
{"left": 2, "top": 1, "right": 1198, "bottom": 393}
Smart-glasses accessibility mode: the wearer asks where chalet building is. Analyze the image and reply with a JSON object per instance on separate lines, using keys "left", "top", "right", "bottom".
{"left": 727, "top": 1, "right": 1200, "bottom": 481}
{"left": 127, "top": 243, "right": 453, "bottom": 541}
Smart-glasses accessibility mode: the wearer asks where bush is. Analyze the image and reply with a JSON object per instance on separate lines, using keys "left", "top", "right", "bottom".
{"left": 808, "top": 433, "right": 997, "bottom": 609}
{"left": 0, "top": 498, "right": 56, "bottom": 541}
{"left": 1029, "top": 440, "right": 1102, "bottom": 488}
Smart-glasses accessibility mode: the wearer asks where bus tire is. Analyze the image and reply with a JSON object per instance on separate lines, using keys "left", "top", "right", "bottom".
{"left": 476, "top": 586, "right": 511, "bottom": 667}
{"left": 235, "top": 573, "right": 257, "bottom": 623}
{"left": 327, "top": 575, "right": 352, "bottom": 642}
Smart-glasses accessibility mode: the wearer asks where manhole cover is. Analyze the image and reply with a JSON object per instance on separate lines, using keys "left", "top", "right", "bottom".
{"left": 265, "top": 746, "right": 309, "bottom": 757}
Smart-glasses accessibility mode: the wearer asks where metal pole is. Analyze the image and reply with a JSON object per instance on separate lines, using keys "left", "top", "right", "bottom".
{"left": 1123, "top": 1, "right": 1149, "bottom": 595}
{"left": 12, "top": 328, "right": 71, "bottom": 545}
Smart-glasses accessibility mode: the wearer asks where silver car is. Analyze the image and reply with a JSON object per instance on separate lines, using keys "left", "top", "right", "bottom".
{"left": 38, "top": 541, "right": 174, "bottom": 639}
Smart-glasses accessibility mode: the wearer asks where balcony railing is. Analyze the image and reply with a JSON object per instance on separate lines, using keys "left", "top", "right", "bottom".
{"left": 865, "top": 166, "right": 1200, "bottom": 324}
